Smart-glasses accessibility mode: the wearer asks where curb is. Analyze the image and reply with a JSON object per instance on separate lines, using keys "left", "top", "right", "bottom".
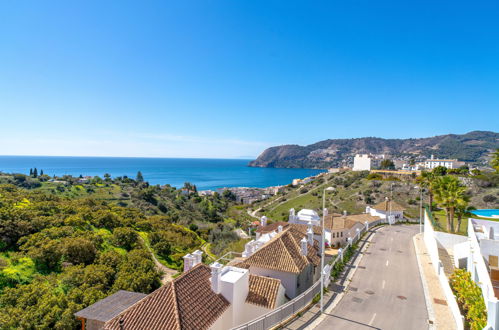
{"left": 413, "top": 234, "right": 436, "bottom": 330}
{"left": 303, "top": 226, "right": 379, "bottom": 330}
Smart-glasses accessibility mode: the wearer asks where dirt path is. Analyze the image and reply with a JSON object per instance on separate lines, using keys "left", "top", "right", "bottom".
{"left": 139, "top": 236, "right": 178, "bottom": 284}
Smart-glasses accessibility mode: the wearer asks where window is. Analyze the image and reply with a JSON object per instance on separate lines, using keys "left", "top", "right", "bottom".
{"left": 341, "top": 232, "right": 343, "bottom": 237}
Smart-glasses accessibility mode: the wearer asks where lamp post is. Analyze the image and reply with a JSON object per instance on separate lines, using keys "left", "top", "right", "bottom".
{"left": 415, "top": 185, "right": 423, "bottom": 233}
{"left": 321, "top": 186, "right": 334, "bottom": 314}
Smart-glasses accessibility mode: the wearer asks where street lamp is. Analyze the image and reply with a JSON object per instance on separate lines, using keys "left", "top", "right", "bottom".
{"left": 321, "top": 186, "right": 334, "bottom": 313}
{"left": 415, "top": 185, "right": 423, "bottom": 233}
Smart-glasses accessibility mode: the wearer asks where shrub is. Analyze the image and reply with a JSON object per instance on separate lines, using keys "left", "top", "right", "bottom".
{"left": 449, "top": 269, "right": 487, "bottom": 330}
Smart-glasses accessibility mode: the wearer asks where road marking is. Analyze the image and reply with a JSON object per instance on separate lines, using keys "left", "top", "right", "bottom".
{"left": 369, "top": 313, "right": 377, "bottom": 325}
{"left": 382, "top": 280, "right": 385, "bottom": 289}
{"left": 386, "top": 260, "right": 389, "bottom": 266}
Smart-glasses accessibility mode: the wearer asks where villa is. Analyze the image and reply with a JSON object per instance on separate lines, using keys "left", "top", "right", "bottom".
{"left": 75, "top": 251, "right": 287, "bottom": 330}
{"left": 366, "top": 198, "right": 405, "bottom": 222}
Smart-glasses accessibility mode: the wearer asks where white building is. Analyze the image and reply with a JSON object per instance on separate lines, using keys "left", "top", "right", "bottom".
{"left": 289, "top": 208, "right": 321, "bottom": 226}
{"left": 366, "top": 198, "right": 405, "bottom": 223}
{"left": 353, "top": 154, "right": 372, "bottom": 171}
{"left": 76, "top": 251, "right": 286, "bottom": 330}
{"left": 238, "top": 226, "right": 321, "bottom": 299}
{"left": 422, "top": 155, "right": 465, "bottom": 170}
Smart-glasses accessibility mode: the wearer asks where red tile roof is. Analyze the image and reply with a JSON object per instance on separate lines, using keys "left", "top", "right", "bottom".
{"left": 104, "top": 264, "right": 230, "bottom": 330}
{"left": 246, "top": 275, "right": 282, "bottom": 309}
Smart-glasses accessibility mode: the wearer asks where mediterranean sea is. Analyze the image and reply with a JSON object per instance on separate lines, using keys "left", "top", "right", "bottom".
{"left": 0, "top": 156, "right": 325, "bottom": 190}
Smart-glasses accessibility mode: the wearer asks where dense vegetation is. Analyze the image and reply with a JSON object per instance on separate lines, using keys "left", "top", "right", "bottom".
{"left": 450, "top": 269, "right": 487, "bottom": 330}
{"left": 249, "top": 131, "right": 498, "bottom": 168}
{"left": 0, "top": 172, "right": 248, "bottom": 329}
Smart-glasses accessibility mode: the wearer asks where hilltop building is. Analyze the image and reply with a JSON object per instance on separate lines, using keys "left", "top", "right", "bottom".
{"left": 352, "top": 154, "right": 372, "bottom": 171}
{"left": 420, "top": 155, "right": 465, "bottom": 170}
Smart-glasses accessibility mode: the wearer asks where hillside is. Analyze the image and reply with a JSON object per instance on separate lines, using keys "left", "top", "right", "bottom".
{"left": 249, "top": 131, "right": 499, "bottom": 169}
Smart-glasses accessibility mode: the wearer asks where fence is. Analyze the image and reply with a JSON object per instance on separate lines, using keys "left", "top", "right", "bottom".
{"left": 232, "top": 218, "right": 376, "bottom": 330}
{"left": 423, "top": 210, "right": 464, "bottom": 330}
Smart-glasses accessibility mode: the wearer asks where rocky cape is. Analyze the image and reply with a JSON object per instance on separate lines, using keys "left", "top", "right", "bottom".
{"left": 248, "top": 131, "right": 499, "bottom": 169}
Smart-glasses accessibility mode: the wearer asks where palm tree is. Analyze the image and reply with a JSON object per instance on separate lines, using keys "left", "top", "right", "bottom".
{"left": 432, "top": 175, "right": 467, "bottom": 233}
{"left": 454, "top": 196, "right": 475, "bottom": 234}
{"left": 417, "top": 171, "right": 435, "bottom": 209}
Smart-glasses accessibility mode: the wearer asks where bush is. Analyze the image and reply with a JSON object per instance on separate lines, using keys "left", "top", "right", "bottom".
{"left": 449, "top": 269, "right": 487, "bottom": 330}
{"left": 112, "top": 227, "right": 139, "bottom": 251}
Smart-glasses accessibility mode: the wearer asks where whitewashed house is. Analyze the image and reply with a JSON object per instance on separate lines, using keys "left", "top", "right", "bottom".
{"left": 75, "top": 251, "right": 286, "bottom": 330}
{"left": 367, "top": 198, "right": 405, "bottom": 222}
{"left": 289, "top": 208, "right": 321, "bottom": 226}
{"left": 353, "top": 154, "right": 372, "bottom": 171}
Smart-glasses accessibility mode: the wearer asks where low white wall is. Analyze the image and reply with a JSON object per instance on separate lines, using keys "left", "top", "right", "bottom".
{"left": 423, "top": 210, "right": 464, "bottom": 330}
{"left": 434, "top": 231, "right": 467, "bottom": 250}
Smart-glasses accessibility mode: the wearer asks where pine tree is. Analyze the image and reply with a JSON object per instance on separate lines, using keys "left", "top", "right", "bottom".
{"left": 40, "top": 169, "right": 44, "bottom": 176}
{"left": 29, "top": 168, "right": 33, "bottom": 176}
{"left": 136, "top": 171, "right": 144, "bottom": 183}
{"left": 33, "top": 168, "right": 38, "bottom": 178}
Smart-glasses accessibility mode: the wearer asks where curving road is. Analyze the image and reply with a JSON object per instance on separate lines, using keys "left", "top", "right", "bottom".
{"left": 314, "top": 225, "right": 429, "bottom": 330}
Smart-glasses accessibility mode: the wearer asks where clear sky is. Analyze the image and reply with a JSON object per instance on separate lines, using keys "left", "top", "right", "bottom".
{"left": 1, "top": 1, "right": 498, "bottom": 158}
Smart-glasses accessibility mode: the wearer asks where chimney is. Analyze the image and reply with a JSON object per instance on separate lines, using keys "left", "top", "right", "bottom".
{"left": 183, "top": 254, "right": 195, "bottom": 272}
{"left": 260, "top": 216, "right": 267, "bottom": 227}
{"left": 278, "top": 225, "right": 283, "bottom": 233}
{"left": 343, "top": 210, "right": 347, "bottom": 217}
{"left": 192, "top": 250, "right": 203, "bottom": 266}
{"left": 301, "top": 237, "right": 308, "bottom": 256}
{"left": 323, "top": 208, "right": 328, "bottom": 217}
{"left": 210, "top": 262, "right": 223, "bottom": 294}
{"left": 289, "top": 208, "right": 296, "bottom": 222}
{"left": 242, "top": 240, "right": 255, "bottom": 258}
{"left": 307, "top": 227, "right": 314, "bottom": 245}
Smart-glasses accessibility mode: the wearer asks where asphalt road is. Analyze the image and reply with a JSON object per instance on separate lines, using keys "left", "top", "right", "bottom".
{"left": 315, "top": 225, "right": 428, "bottom": 330}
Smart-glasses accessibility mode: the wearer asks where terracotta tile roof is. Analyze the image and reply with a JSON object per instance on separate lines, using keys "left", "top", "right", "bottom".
{"left": 256, "top": 221, "right": 289, "bottom": 234}
{"left": 104, "top": 264, "right": 230, "bottom": 330}
{"left": 325, "top": 214, "right": 381, "bottom": 231}
{"left": 246, "top": 275, "right": 281, "bottom": 309}
{"left": 372, "top": 200, "right": 406, "bottom": 212}
{"left": 237, "top": 227, "right": 320, "bottom": 274}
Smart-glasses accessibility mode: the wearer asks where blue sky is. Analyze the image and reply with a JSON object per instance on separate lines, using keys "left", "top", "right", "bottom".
{"left": 1, "top": 1, "right": 498, "bottom": 158}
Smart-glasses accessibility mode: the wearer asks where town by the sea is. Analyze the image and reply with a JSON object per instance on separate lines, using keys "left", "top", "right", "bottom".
{"left": 0, "top": 156, "right": 325, "bottom": 190}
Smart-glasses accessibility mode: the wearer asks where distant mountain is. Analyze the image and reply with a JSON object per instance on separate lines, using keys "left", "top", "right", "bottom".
{"left": 248, "top": 131, "right": 499, "bottom": 169}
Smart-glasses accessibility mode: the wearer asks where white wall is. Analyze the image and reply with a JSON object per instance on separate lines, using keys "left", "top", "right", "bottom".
{"left": 210, "top": 305, "right": 233, "bottom": 330}
{"left": 250, "top": 266, "right": 298, "bottom": 299}
{"left": 423, "top": 211, "right": 464, "bottom": 330}
{"left": 353, "top": 154, "right": 371, "bottom": 171}
{"left": 433, "top": 231, "right": 468, "bottom": 250}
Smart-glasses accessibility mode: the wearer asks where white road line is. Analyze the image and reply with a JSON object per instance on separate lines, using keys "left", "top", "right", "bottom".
{"left": 382, "top": 280, "right": 386, "bottom": 289}
{"left": 369, "top": 313, "right": 377, "bottom": 325}
{"left": 386, "top": 260, "right": 389, "bottom": 266}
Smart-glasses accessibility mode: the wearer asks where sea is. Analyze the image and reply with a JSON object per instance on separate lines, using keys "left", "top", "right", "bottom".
{"left": 0, "top": 156, "right": 325, "bottom": 190}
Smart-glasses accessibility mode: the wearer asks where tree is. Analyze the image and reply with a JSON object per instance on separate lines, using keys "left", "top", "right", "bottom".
{"left": 112, "top": 227, "right": 139, "bottom": 250}
{"left": 136, "top": 171, "right": 144, "bottom": 183}
{"left": 432, "top": 166, "right": 447, "bottom": 176}
{"left": 63, "top": 238, "right": 97, "bottom": 265}
{"left": 455, "top": 201, "right": 475, "bottom": 234}
{"left": 104, "top": 173, "right": 111, "bottom": 181}
{"left": 417, "top": 171, "right": 435, "bottom": 209}
{"left": 491, "top": 149, "right": 499, "bottom": 173}
{"left": 380, "top": 159, "right": 395, "bottom": 170}
{"left": 432, "top": 175, "right": 467, "bottom": 232}
{"left": 29, "top": 168, "right": 33, "bottom": 176}
{"left": 33, "top": 168, "right": 38, "bottom": 178}
{"left": 40, "top": 169, "right": 44, "bottom": 176}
